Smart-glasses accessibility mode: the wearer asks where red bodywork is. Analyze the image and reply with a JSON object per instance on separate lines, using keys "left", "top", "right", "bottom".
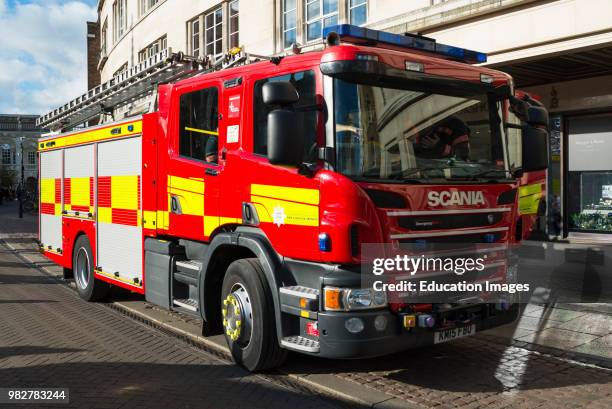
{"left": 41, "top": 43, "right": 523, "bottom": 291}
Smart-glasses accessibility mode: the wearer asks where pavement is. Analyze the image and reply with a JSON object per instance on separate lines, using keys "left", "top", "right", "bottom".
{"left": 1, "top": 201, "right": 611, "bottom": 408}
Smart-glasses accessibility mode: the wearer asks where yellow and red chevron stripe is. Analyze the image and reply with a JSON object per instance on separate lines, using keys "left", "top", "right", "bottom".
{"left": 38, "top": 120, "right": 142, "bottom": 152}
{"left": 98, "top": 175, "right": 141, "bottom": 226}
{"left": 40, "top": 178, "right": 62, "bottom": 216}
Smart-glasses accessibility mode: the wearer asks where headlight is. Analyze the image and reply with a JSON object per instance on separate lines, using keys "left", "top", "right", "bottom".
{"left": 323, "top": 287, "right": 388, "bottom": 311}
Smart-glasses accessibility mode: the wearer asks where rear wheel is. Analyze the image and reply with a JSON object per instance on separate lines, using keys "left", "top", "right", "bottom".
{"left": 221, "top": 258, "right": 286, "bottom": 371}
{"left": 73, "top": 235, "right": 111, "bottom": 301}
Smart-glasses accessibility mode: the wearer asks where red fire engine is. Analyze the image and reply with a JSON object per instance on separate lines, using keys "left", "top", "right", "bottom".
{"left": 38, "top": 25, "right": 548, "bottom": 371}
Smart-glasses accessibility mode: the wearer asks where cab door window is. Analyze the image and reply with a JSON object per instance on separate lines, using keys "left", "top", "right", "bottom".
{"left": 179, "top": 87, "right": 219, "bottom": 163}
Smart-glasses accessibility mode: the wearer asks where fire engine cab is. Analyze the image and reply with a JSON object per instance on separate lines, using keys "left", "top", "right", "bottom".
{"left": 38, "top": 25, "right": 548, "bottom": 371}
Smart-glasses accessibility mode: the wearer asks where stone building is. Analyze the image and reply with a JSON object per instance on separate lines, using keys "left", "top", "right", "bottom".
{"left": 0, "top": 115, "right": 44, "bottom": 192}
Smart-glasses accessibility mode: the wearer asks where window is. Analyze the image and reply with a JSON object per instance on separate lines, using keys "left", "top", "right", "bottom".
{"left": 138, "top": 35, "right": 167, "bottom": 63}
{"left": 253, "top": 70, "right": 317, "bottom": 159}
{"left": 101, "top": 18, "right": 108, "bottom": 57}
{"left": 140, "top": 0, "right": 160, "bottom": 16}
{"left": 179, "top": 87, "right": 219, "bottom": 162}
{"left": 2, "top": 148, "right": 11, "bottom": 165}
{"left": 349, "top": 0, "right": 367, "bottom": 25}
{"left": 192, "top": 19, "right": 201, "bottom": 57}
{"left": 282, "top": 0, "right": 297, "bottom": 49}
{"left": 229, "top": 1, "right": 239, "bottom": 49}
{"left": 113, "top": 0, "right": 127, "bottom": 43}
{"left": 113, "top": 62, "right": 128, "bottom": 77}
{"left": 205, "top": 8, "right": 223, "bottom": 59}
{"left": 305, "top": 0, "right": 338, "bottom": 42}
{"left": 27, "top": 151, "right": 36, "bottom": 166}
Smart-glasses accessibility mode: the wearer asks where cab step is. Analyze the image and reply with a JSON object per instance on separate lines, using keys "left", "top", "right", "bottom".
{"left": 174, "top": 260, "right": 202, "bottom": 286}
{"left": 281, "top": 336, "right": 320, "bottom": 353}
{"left": 173, "top": 298, "right": 199, "bottom": 312}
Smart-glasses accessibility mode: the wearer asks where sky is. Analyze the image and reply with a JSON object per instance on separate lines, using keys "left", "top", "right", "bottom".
{"left": 0, "top": 0, "right": 98, "bottom": 115}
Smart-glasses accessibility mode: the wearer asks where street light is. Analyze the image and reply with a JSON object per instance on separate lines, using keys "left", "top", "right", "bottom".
{"left": 17, "top": 117, "right": 24, "bottom": 219}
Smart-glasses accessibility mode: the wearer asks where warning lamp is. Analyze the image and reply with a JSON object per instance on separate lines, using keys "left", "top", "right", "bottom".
{"left": 318, "top": 233, "right": 331, "bottom": 252}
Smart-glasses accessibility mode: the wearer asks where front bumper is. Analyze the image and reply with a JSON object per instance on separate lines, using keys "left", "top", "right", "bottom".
{"left": 315, "top": 304, "right": 518, "bottom": 359}
{"left": 281, "top": 258, "right": 519, "bottom": 359}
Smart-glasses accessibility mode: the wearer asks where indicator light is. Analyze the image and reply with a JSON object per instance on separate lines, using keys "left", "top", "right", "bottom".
{"left": 318, "top": 233, "right": 331, "bottom": 252}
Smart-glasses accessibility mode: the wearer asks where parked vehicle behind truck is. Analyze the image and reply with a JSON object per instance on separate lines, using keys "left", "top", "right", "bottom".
{"left": 38, "top": 25, "right": 548, "bottom": 371}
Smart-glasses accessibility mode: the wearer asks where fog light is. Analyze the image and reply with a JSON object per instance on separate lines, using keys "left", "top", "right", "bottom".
{"left": 418, "top": 314, "right": 435, "bottom": 328}
{"left": 374, "top": 315, "right": 387, "bottom": 331}
{"left": 345, "top": 317, "right": 364, "bottom": 334}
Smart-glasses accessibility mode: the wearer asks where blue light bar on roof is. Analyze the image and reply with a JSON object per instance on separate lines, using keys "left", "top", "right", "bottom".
{"left": 322, "top": 24, "right": 487, "bottom": 64}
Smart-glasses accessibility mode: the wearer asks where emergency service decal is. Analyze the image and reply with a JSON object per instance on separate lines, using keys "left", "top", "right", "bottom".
{"left": 250, "top": 184, "right": 319, "bottom": 227}
{"left": 272, "top": 205, "right": 287, "bottom": 227}
{"left": 227, "top": 125, "right": 239, "bottom": 143}
{"left": 228, "top": 95, "right": 240, "bottom": 119}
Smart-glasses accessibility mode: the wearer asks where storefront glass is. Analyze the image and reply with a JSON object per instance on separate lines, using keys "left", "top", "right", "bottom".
{"left": 567, "top": 114, "right": 612, "bottom": 233}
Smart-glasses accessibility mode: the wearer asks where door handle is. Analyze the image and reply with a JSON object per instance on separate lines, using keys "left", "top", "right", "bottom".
{"left": 170, "top": 195, "right": 182, "bottom": 214}
{"left": 205, "top": 168, "right": 218, "bottom": 176}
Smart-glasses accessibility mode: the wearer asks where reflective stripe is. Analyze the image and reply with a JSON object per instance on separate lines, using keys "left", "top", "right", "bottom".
{"left": 251, "top": 184, "right": 319, "bottom": 205}
{"left": 390, "top": 227, "right": 509, "bottom": 239}
{"left": 38, "top": 120, "right": 142, "bottom": 151}
{"left": 168, "top": 175, "right": 205, "bottom": 194}
{"left": 251, "top": 195, "right": 319, "bottom": 227}
{"left": 204, "top": 216, "right": 241, "bottom": 237}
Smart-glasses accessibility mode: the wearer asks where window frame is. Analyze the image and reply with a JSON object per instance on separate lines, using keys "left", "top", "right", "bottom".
{"left": 348, "top": 0, "right": 367, "bottom": 26}
{"left": 305, "top": 0, "right": 339, "bottom": 43}
{"left": 176, "top": 84, "right": 221, "bottom": 165}
{"left": 113, "top": 0, "right": 127, "bottom": 44}
{"left": 138, "top": 35, "right": 167, "bottom": 63}
{"left": 282, "top": 0, "right": 298, "bottom": 49}
{"left": 204, "top": 7, "right": 224, "bottom": 59}
{"left": 27, "top": 151, "right": 36, "bottom": 166}
{"left": 2, "top": 148, "right": 11, "bottom": 165}
{"left": 229, "top": 0, "right": 239, "bottom": 49}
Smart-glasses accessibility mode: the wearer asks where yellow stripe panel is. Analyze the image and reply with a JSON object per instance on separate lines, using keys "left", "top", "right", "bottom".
{"left": 251, "top": 184, "right": 319, "bottom": 205}
{"left": 39, "top": 120, "right": 142, "bottom": 151}
{"left": 98, "top": 207, "right": 112, "bottom": 224}
{"left": 70, "top": 177, "right": 90, "bottom": 207}
{"left": 112, "top": 175, "right": 139, "bottom": 210}
{"left": 169, "top": 189, "right": 204, "bottom": 216}
{"left": 40, "top": 178, "right": 56, "bottom": 204}
{"left": 95, "top": 269, "right": 142, "bottom": 288}
{"left": 143, "top": 210, "right": 157, "bottom": 229}
{"left": 157, "top": 210, "right": 169, "bottom": 230}
{"left": 251, "top": 195, "right": 319, "bottom": 227}
{"left": 54, "top": 204, "right": 62, "bottom": 216}
{"left": 168, "top": 175, "right": 204, "bottom": 194}
{"left": 204, "top": 216, "right": 241, "bottom": 237}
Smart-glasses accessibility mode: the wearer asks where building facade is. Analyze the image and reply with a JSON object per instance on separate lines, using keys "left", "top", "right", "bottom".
{"left": 94, "top": 0, "right": 612, "bottom": 238}
{"left": 0, "top": 115, "right": 44, "bottom": 192}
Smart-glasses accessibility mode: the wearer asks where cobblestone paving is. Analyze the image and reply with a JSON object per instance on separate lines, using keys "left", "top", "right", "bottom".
{"left": 0, "top": 246, "right": 344, "bottom": 409}
{"left": 289, "top": 333, "right": 612, "bottom": 408}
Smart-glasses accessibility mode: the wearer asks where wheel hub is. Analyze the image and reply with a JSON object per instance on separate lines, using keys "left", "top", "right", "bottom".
{"left": 222, "top": 284, "right": 252, "bottom": 345}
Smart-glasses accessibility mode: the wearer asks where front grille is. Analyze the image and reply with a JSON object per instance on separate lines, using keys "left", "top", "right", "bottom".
{"left": 398, "top": 213, "right": 503, "bottom": 230}
{"left": 398, "top": 233, "right": 501, "bottom": 247}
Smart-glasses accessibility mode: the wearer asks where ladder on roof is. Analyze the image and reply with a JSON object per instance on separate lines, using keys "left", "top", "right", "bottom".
{"left": 36, "top": 47, "right": 256, "bottom": 132}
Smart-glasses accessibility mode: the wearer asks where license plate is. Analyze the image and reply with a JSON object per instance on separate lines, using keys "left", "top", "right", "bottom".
{"left": 434, "top": 324, "right": 476, "bottom": 344}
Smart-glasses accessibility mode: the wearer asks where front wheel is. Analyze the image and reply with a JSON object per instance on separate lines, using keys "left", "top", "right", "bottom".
{"left": 221, "top": 258, "right": 286, "bottom": 371}
{"left": 73, "top": 235, "right": 111, "bottom": 301}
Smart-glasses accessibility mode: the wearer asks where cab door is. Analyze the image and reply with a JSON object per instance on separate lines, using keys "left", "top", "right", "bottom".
{"left": 167, "top": 82, "right": 221, "bottom": 241}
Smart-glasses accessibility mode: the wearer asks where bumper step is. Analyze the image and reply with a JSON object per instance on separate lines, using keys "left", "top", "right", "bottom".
{"left": 281, "top": 336, "right": 320, "bottom": 353}
{"left": 279, "top": 286, "right": 319, "bottom": 299}
{"left": 173, "top": 298, "right": 198, "bottom": 312}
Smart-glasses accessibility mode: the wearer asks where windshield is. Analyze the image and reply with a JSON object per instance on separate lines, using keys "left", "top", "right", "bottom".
{"left": 333, "top": 78, "right": 510, "bottom": 182}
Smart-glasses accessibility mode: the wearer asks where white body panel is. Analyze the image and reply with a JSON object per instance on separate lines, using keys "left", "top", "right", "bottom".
{"left": 39, "top": 150, "right": 63, "bottom": 251}
{"left": 96, "top": 136, "right": 143, "bottom": 284}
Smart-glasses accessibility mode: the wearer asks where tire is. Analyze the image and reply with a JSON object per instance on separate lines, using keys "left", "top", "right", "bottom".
{"left": 221, "top": 258, "right": 287, "bottom": 371}
{"left": 73, "top": 235, "right": 111, "bottom": 301}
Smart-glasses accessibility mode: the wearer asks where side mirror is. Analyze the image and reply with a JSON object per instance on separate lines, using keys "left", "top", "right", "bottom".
{"left": 262, "top": 81, "right": 299, "bottom": 105}
{"left": 263, "top": 82, "right": 304, "bottom": 167}
{"left": 522, "top": 126, "right": 548, "bottom": 172}
{"left": 268, "top": 109, "right": 305, "bottom": 166}
{"left": 526, "top": 105, "right": 549, "bottom": 128}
